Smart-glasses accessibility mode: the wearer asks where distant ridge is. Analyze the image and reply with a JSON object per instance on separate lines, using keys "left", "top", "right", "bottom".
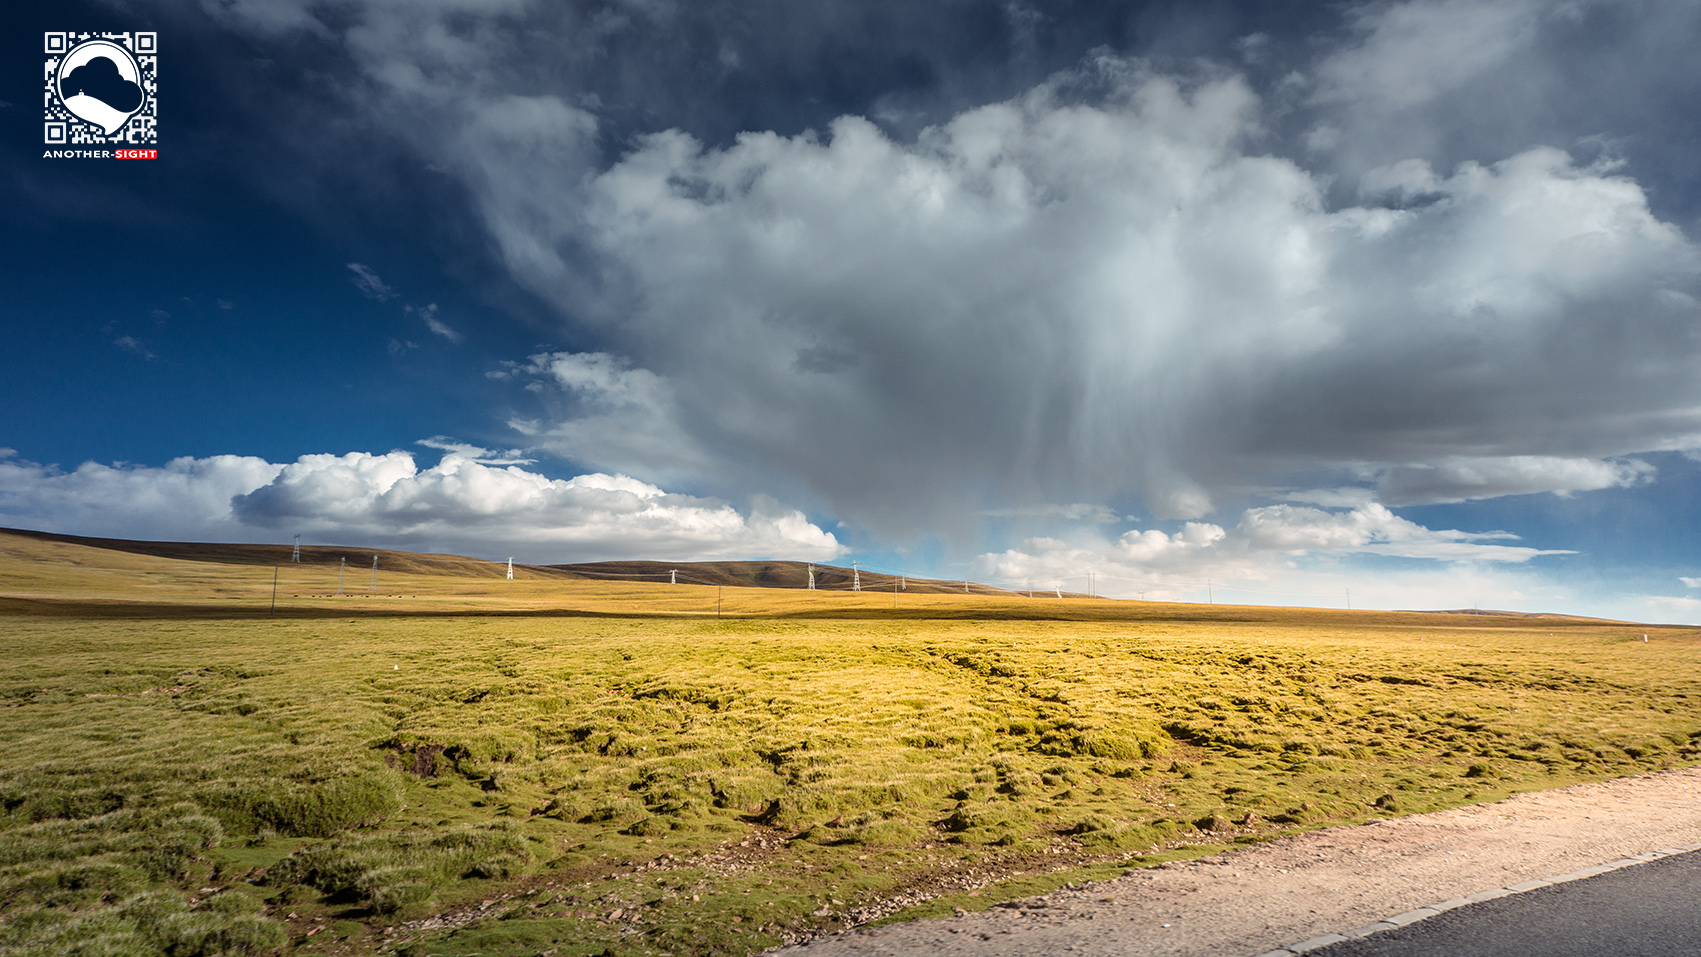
{"left": 0, "top": 527, "right": 1647, "bottom": 622}
{"left": 1418, "top": 607, "right": 1623, "bottom": 622}
{"left": 550, "top": 560, "right": 1024, "bottom": 595}
{"left": 0, "top": 526, "right": 574, "bottom": 579}
{"left": 0, "top": 528, "right": 1022, "bottom": 594}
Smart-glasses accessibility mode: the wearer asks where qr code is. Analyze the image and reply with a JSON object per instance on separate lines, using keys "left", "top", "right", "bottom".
{"left": 45, "top": 32, "right": 157, "bottom": 145}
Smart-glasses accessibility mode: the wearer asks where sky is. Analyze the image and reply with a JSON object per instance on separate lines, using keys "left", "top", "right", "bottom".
{"left": 6, "top": 0, "right": 1701, "bottom": 622}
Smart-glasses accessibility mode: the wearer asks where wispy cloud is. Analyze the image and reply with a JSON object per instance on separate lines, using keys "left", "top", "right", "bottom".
{"left": 112, "top": 335, "right": 156, "bottom": 360}
{"left": 983, "top": 503, "right": 1122, "bottom": 524}
{"left": 409, "top": 303, "right": 462, "bottom": 343}
{"left": 346, "top": 262, "right": 397, "bottom": 301}
{"left": 1378, "top": 456, "right": 1655, "bottom": 506}
{"left": 414, "top": 436, "right": 532, "bottom": 465}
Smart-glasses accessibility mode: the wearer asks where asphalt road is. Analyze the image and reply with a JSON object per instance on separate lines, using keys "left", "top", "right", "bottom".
{"left": 1311, "top": 849, "right": 1701, "bottom": 957}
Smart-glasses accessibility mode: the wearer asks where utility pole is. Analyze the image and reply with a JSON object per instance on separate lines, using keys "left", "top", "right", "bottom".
{"left": 370, "top": 555, "right": 378, "bottom": 593}
{"left": 270, "top": 566, "right": 278, "bottom": 615}
{"left": 1207, "top": 578, "right": 1212, "bottom": 604}
{"left": 670, "top": 568, "right": 677, "bottom": 585}
{"left": 292, "top": 534, "right": 300, "bottom": 563}
{"left": 852, "top": 562, "right": 860, "bottom": 592}
{"left": 336, "top": 557, "right": 345, "bottom": 596}
{"left": 893, "top": 575, "right": 899, "bottom": 609}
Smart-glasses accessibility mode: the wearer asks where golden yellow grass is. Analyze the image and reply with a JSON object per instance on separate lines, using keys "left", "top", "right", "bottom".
{"left": 1, "top": 529, "right": 1697, "bottom": 957}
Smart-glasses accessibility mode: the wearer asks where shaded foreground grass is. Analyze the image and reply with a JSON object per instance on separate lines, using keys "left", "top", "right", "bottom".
{"left": 2, "top": 534, "right": 1700, "bottom": 957}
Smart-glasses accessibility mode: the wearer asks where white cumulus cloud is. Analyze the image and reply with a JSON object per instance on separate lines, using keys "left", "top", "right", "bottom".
{"left": 0, "top": 448, "right": 839, "bottom": 563}
{"left": 973, "top": 503, "right": 1570, "bottom": 604}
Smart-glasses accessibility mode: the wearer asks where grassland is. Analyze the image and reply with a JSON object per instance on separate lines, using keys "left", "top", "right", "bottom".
{"left": 2, "top": 529, "right": 1699, "bottom": 957}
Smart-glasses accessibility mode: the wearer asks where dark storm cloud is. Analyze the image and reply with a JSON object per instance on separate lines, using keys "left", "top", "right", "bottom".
{"left": 1301, "top": 0, "right": 1701, "bottom": 221}
{"left": 177, "top": 0, "right": 1701, "bottom": 538}
{"left": 190, "top": 0, "right": 1338, "bottom": 154}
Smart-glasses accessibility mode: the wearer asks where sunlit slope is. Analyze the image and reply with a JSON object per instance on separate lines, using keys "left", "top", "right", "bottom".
{"left": 0, "top": 526, "right": 1659, "bottom": 628}
{"left": 2, "top": 596, "right": 1698, "bottom": 956}
{"left": 0, "top": 526, "right": 567, "bottom": 576}
{"left": 3, "top": 526, "right": 1699, "bottom": 957}
{"left": 0, "top": 527, "right": 660, "bottom": 616}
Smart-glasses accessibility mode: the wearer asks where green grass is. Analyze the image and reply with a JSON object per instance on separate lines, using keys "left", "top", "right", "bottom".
{"left": 2, "top": 533, "right": 1699, "bottom": 957}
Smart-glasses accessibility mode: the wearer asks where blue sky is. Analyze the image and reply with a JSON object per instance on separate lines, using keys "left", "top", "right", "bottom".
{"left": 6, "top": 0, "right": 1701, "bottom": 622}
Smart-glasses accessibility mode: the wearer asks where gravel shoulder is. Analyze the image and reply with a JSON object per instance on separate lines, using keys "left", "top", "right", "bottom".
{"left": 773, "top": 766, "right": 1701, "bottom": 957}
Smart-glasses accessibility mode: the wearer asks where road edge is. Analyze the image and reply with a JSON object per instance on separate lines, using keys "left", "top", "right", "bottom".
{"left": 1251, "top": 842, "right": 1701, "bottom": 956}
